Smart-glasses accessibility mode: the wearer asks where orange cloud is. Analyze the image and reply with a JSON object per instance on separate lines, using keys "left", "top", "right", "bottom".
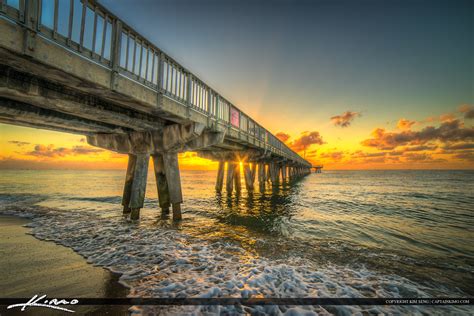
{"left": 459, "top": 104, "right": 474, "bottom": 119}
{"left": 361, "top": 120, "right": 474, "bottom": 150}
{"left": 8, "top": 140, "right": 30, "bottom": 147}
{"left": 319, "top": 150, "right": 344, "bottom": 161}
{"left": 439, "top": 113, "right": 456, "bottom": 123}
{"left": 26, "top": 144, "right": 104, "bottom": 158}
{"left": 397, "top": 118, "right": 416, "bottom": 130}
{"left": 288, "top": 131, "right": 324, "bottom": 152}
{"left": 330, "top": 111, "right": 361, "bottom": 128}
{"left": 276, "top": 132, "right": 290, "bottom": 142}
{"left": 453, "top": 151, "right": 474, "bottom": 161}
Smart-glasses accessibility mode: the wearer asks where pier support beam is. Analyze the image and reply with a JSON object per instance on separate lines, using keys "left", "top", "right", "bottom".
{"left": 269, "top": 163, "right": 279, "bottom": 186}
{"left": 152, "top": 154, "right": 171, "bottom": 215}
{"left": 282, "top": 165, "right": 287, "bottom": 182}
{"left": 129, "top": 154, "right": 150, "bottom": 220}
{"left": 162, "top": 152, "right": 183, "bottom": 221}
{"left": 122, "top": 154, "right": 137, "bottom": 215}
{"left": 226, "top": 162, "right": 235, "bottom": 193}
{"left": 234, "top": 162, "right": 242, "bottom": 194}
{"left": 258, "top": 162, "right": 265, "bottom": 191}
{"left": 243, "top": 163, "right": 254, "bottom": 192}
{"left": 215, "top": 160, "right": 225, "bottom": 193}
{"left": 251, "top": 163, "right": 257, "bottom": 184}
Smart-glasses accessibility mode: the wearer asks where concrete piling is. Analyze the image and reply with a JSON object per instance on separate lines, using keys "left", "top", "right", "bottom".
{"left": 251, "top": 163, "right": 257, "bottom": 184}
{"left": 152, "top": 154, "right": 171, "bottom": 215}
{"left": 215, "top": 160, "right": 225, "bottom": 193}
{"left": 282, "top": 165, "right": 287, "bottom": 182}
{"left": 258, "top": 162, "right": 265, "bottom": 191}
{"left": 162, "top": 152, "right": 183, "bottom": 221}
{"left": 269, "top": 163, "right": 279, "bottom": 185}
{"left": 122, "top": 154, "right": 137, "bottom": 215}
{"left": 243, "top": 163, "right": 254, "bottom": 192}
{"left": 226, "top": 162, "right": 235, "bottom": 193}
{"left": 129, "top": 153, "right": 150, "bottom": 220}
{"left": 234, "top": 162, "right": 242, "bottom": 193}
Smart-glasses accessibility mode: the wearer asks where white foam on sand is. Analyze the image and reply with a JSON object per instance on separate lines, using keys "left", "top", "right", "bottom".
{"left": 0, "top": 204, "right": 469, "bottom": 315}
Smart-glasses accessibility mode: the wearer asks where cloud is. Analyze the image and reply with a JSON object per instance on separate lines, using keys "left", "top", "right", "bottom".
{"left": 319, "top": 150, "right": 344, "bottom": 161}
{"left": 397, "top": 118, "right": 416, "bottom": 130}
{"left": 361, "top": 119, "right": 474, "bottom": 150}
{"left": 276, "top": 132, "right": 290, "bottom": 143}
{"left": 403, "top": 153, "right": 446, "bottom": 163}
{"left": 439, "top": 113, "right": 456, "bottom": 123}
{"left": 459, "top": 104, "right": 474, "bottom": 119}
{"left": 402, "top": 145, "right": 438, "bottom": 151}
{"left": 330, "top": 111, "right": 361, "bottom": 128}
{"left": 288, "top": 131, "right": 324, "bottom": 152}
{"left": 351, "top": 151, "right": 387, "bottom": 158}
{"left": 27, "top": 144, "right": 103, "bottom": 158}
{"left": 453, "top": 151, "right": 474, "bottom": 161}
{"left": 8, "top": 141, "right": 30, "bottom": 147}
{"left": 70, "top": 146, "right": 104, "bottom": 155}
{"left": 442, "top": 143, "right": 474, "bottom": 150}
{"left": 305, "top": 149, "right": 318, "bottom": 158}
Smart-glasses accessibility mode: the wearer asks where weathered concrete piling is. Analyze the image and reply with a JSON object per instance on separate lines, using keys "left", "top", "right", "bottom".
{"left": 152, "top": 155, "right": 171, "bottom": 215}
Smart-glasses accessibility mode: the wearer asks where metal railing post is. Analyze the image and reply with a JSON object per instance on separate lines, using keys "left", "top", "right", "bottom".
{"left": 186, "top": 73, "right": 192, "bottom": 118}
{"left": 110, "top": 19, "right": 121, "bottom": 90}
{"left": 23, "top": 0, "right": 39, "bottom": 56}
{"left": 111, "top": 20, "right": 122, "bottom": 71}
{"left": 158, "top": 52, "right": 164, "bottom": 91}
{"left": 215, "top": 94, "right": 220, "bottom": 121}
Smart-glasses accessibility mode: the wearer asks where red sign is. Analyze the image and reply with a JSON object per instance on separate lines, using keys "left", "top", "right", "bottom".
{"left": 230, "top": 107, "right": 240, "bottom": 127}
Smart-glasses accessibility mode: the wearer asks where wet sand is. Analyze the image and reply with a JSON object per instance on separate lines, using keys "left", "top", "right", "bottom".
{"left": 0, "top": 216, "right": 130, "bottom": 315}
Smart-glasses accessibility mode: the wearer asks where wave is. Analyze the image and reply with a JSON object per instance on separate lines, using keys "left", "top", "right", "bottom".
{"left": 0, "top": 201, "right": 470, "bottom": 315}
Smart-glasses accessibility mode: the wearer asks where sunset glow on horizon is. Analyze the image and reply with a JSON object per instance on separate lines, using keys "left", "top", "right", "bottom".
{"left": 1, "top": 103, "right": 472, "bottom": 170}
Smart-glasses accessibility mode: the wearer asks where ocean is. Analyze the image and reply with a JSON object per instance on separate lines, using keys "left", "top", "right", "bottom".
{"left": 0, "top": 169, "right": 473, "bottom": 314}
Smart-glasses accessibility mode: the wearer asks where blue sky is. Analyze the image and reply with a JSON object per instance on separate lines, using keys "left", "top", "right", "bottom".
{"left": 99, "top": 0, "right": 473, "bottom": 136}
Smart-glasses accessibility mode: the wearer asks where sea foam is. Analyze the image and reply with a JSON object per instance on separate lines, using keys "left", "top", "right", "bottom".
{"left": 0, "top": 202, "right": 469, "bottom": 315}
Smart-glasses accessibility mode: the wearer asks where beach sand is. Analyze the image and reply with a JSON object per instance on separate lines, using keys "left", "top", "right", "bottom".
{"left": 0, "top": 215, "right": 130, "bottom": 315}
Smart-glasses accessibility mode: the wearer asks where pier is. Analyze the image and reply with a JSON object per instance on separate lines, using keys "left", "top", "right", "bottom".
{"left": 312, "top": 165, "right": 323, "bottom": 173}
{"left": 0, "top": 0, "right": 312, "bottom": 220}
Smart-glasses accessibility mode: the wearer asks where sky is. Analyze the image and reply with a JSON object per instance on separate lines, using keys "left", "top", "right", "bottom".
{"left": 1, "top": 0, "right": 473, "bottom": 169}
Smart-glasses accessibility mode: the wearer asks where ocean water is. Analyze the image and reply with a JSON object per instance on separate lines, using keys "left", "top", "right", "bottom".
{"left": 0, "top": 169, "right": 473, "bottom": 315}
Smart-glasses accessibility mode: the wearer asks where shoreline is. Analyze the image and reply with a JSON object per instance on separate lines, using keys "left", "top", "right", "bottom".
{"left": 0, "top": 215, "right": 130, "bottom": 315}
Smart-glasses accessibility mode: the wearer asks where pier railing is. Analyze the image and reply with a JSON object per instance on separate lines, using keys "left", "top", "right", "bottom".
{"left": 0, "top": 0, "right": 311, "bottom": 167}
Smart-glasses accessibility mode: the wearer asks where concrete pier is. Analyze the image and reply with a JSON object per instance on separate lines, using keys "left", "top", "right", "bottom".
{"left": 0, "top": 2, "right": 314, "bottom": 220}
